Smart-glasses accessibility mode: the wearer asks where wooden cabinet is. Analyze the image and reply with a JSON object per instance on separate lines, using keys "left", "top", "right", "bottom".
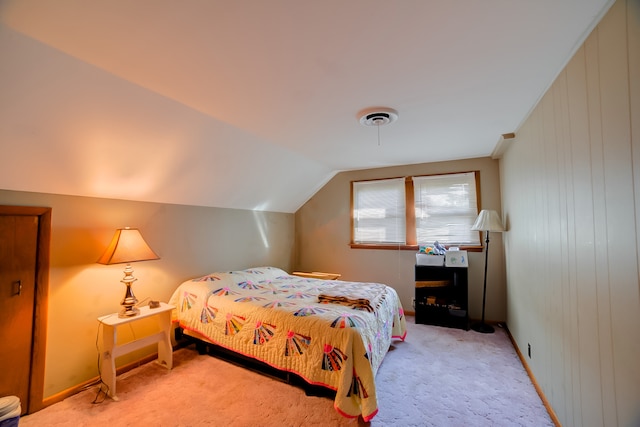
{"left": 0, "top": 214, "right": 38, "bottom": 414}
{"left": 415, "top": 265, "right": 468, "bottom": 330}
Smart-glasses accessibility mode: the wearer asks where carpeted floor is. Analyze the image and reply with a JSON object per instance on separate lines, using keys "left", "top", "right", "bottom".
{"left": 20, "top": 317, "right": 554, "bottom": 426}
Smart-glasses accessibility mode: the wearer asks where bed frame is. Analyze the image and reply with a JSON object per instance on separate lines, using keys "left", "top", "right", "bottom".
{"left": 175, "top": 326, "right": 336, "bottom": 398}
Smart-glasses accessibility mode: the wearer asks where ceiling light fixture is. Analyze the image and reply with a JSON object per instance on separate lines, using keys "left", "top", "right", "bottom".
{"left": 358, "top": 107, "right": 399, "bottom": 127}
{"left": 358, "top": 107, "right": 398, "bottom": 146}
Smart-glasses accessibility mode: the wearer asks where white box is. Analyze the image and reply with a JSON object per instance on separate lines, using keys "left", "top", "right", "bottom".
{"left": 416, "top": 253, "right": 445, "bottom": 266}
{"left": 445, "top": 250, "right": 468, "bottom": 267}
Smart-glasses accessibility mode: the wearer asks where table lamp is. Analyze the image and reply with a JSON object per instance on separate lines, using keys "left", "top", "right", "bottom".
{"left": 97, "top": 227, "right": 160, "bottom": 317}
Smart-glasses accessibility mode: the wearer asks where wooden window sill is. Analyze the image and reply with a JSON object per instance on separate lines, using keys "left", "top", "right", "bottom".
{"left": 349, "top": 243, "right": 483, "bottom": 252}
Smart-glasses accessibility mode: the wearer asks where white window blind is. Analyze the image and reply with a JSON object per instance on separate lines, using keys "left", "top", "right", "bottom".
{"left": 413, "top": 172, "right": 480, "bottom": 245}
{"left": 353, "top": 178, "right": 406, "bottom": 244}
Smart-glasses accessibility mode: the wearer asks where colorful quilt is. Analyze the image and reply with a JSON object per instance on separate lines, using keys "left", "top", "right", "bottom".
{"left": 168, "top": 266, "right": 406, "bottom": 421}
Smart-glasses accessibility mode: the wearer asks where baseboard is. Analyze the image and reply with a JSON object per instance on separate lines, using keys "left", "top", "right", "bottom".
{"left": 41, "top": 351, "right": 162, "bottom": 409}
{"left": 503, "top": 324, "right": 562, "bottom": 427}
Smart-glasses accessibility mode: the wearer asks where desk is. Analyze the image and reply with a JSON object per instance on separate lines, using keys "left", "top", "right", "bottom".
{"left": 415, "top": 265, "right": 468, "bottom": 330}
{"left": 98, "top": 303, "right": 174, "bottom": 400}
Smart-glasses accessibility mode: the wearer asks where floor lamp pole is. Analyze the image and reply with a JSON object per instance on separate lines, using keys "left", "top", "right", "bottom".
{"left": 472, "top": 230, "right": 494, "bottom": 333}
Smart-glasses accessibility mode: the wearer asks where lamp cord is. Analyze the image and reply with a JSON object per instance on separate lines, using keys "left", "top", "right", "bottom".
{"left": 92, "top": 319, "right": 114, "bottom": 404}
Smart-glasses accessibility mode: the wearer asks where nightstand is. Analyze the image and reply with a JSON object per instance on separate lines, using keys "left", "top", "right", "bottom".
{"left": 97, "top": 302, "right": 175, "bottom": 400}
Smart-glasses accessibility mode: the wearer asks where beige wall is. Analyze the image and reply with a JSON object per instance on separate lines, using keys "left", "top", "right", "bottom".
{"left": 295, "top": 157, "right": 505, "bottom": 322}
{"left": 0, "top": 189, "right": 295, "bottom": 398}
{"left": 500, "top": 1, "right": 640, "bottom": 425}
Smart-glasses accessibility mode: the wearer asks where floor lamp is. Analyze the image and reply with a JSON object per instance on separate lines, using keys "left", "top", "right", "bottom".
{"left": 470, "top": 210, "right": 504, "bottom": 334}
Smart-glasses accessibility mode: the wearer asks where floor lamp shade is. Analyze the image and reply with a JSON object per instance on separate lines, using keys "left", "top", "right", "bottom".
{"left": 470, "top": 210, "right": 504, "bottom": 333}
{"left": 471, "top": 210, "right": 505, "bottom": 233}
{"left": 97, "top": 227, "right": 160, "bottom": 317}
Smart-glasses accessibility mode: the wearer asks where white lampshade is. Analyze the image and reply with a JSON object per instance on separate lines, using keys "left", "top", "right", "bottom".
{"left": 97, "top": 227, "right": 159, "bottom": 265}
{"left": 471, "top": 210, "right": 504, "bottom": 232}
{"left": 97, "top": 227, "right": 159, "bottom": 318}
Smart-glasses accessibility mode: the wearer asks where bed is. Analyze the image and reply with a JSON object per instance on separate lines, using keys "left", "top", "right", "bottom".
{"left": 168, "top": 266, "right": 407, "bottom": 421}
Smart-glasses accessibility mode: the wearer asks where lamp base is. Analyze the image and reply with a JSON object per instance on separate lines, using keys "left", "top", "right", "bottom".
{"left": 471, "top": 322, "right": 495, "bottom": 334}
{"left": 119, "top": 269, "right": 140, "bottom": 318}
{"left": 119, "top": 305, "right": 140, "bottom": 318}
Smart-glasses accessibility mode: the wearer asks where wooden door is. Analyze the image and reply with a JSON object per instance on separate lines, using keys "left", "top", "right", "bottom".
{"left": 0, "top": 215, "right": 39, "bottom": 413}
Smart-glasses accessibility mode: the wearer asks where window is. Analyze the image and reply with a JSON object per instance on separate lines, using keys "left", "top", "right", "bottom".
{"left": 413, "top": 172, "right": 479, "bottom": 245}
{"left": 352, "top": 178, "right": 406, "bottom": 244}
{"left": 351, "top": 172, "right": 481, "bottom": 249}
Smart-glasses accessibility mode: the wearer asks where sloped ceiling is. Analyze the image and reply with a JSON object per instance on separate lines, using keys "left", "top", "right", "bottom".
{"left": 0, "top": 0, "right": 612, "bottom": 213}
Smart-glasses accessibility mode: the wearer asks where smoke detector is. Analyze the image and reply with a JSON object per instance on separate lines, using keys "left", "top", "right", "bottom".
{"left": 358, "top": 107, "right": 399, "bottom": 126}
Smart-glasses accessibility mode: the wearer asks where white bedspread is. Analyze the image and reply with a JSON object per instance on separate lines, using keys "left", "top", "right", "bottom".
{"left": 168, "top": 266, "right": 406, "bottom": 421}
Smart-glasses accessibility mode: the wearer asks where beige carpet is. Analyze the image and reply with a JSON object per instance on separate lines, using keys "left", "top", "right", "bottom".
{"left": 20, "top": 317, "right": 554, "bottom": 426}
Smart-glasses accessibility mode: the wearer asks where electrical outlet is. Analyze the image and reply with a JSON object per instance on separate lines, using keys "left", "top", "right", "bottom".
{"left": 527, "top": 343, "right": 531, "bottom": 359}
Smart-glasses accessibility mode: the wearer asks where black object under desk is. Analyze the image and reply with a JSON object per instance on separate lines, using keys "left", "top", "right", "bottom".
{"left": 415, "top": 265, "right": 469, "bottom": 330}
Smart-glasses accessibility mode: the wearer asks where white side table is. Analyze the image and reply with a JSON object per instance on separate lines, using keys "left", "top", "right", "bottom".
{"left": 97, "top": 302, "right": 175, "bottom": 400}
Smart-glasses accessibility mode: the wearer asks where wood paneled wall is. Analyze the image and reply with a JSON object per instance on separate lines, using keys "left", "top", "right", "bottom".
{"left": 500, "top": 1, "right": 640, "bottom": 425}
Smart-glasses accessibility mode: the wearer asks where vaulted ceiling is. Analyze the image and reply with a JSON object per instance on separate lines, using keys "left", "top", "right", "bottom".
{"left": 0, "top": 0, "right": 612, "bottom": 212}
